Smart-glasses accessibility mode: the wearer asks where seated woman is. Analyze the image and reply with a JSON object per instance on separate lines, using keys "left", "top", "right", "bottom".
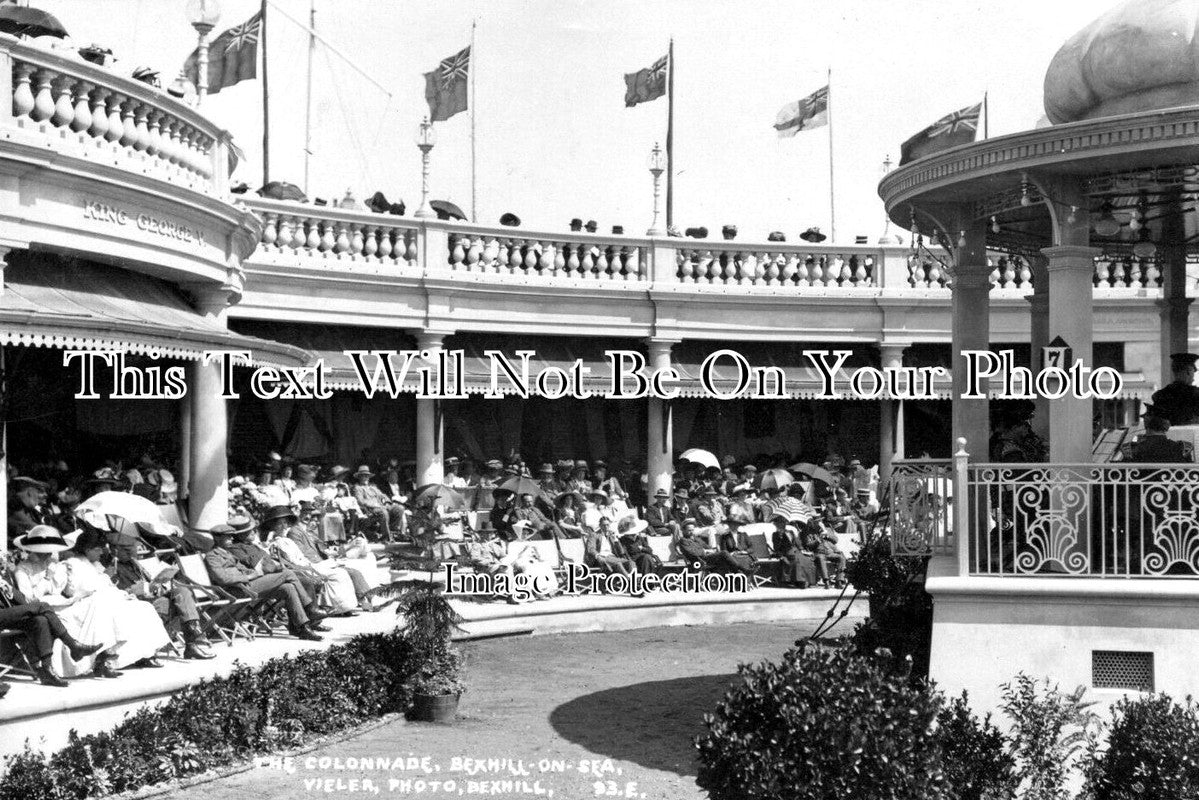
{"left": 616, "top": 517, "right": 659, "bottom": 575}
{"left": 16, "top": 527, "right": 170, "bottom": 678}
{"left": 553, "top": 491, "right": 588, "bottom": 540}
{"left": 769, "top": 514, "right": 819, "bottom": 588}
{"left": 263, "top": 513, "right": 362, "bottom": 614}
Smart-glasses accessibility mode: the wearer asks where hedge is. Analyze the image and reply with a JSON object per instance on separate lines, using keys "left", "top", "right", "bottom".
{"left": 0, "top": 631, "right": 414, "bottom": 800}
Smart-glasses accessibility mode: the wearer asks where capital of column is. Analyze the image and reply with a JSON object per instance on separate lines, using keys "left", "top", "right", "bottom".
{"left": 414, "top": 329, "right": 454, "bottom": 352}
{"left": 644, "top": 337, "right": 681, "bottom": 367}
{"left": 1041, "top": 245, "right": 1101, "bottom": 272}
{"left": 878, "top": 341, "right": 909, "bottom": 370}
{"left": 1156, "top": 297, "right": 1194, "bottom": 313}
{"left": 187, "top": 284, "right": 235, "bottom": 318}
{"left": 1026, "top": 293, "right": 1050, "bottom": 312}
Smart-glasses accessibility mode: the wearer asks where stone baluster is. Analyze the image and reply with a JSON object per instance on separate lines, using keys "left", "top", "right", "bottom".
{"left": 275, "top": 215, "right": 293, "bottom": 252}
{"left": 304, "top": 218, "right": 321, "bottom": 251}
{"left": 989, "top": 261, "right": 1002, "bottom": 287}
{"left": 104, "top": 93, "right": 123, "bottom": 143}
{"left": 1003, "top": 258, "right": 1016, "bottom": 287}
{"left": 70, "top": 81, "right": 92, "bottom": 133}
{"left": 581, "top": 244, "right": 596, "bottom": 276}
{"left": 566, "top": 243, "right": 580, "bottom": 275}
{"left": 781, "top": 254, "right": 797, "bottom": 284}
{"left": 289, "top": 216, "right": 306, "bottom": 251}
{"left": 146, "top": 109, "right": 165, "bottom": 157}
{"left": 362, "top": 225, "right": 378, "bottom": 260}
{"left": 554, "top": 243, "right": 567, "bottom": 275}
{"left": 928, "top": 260, "right": 942, "bottom": 286}
{"left": 507, "top": 239, "right": 523, "bottom": 273}
{"left": 808, "top": 256, "right": 823, "bottom": 286}
{"left": 319, "top": 221, "right": 336, "bottom": 254}
{"left": 467, "top": 236, "right": 483, "bottom": 268}
{"left": 594, "top": 245, "right": 609, "bottom": 278}
{"left": 377, "top": 227, "right": 394, "bottom": 261}
{"left": 637, "top": 249, "right": 649, "bottom": 281}
{"left": 12, "top": 63, "right": 35, "bottom": 119}
{"left": 1093, "top": 258, "right": 1110, "bottom": 288}
{"left": 334, "top": 223, "right": 352, "bottom": 256}
{"left": 694, "top": 250, "right": 710, "bottom": 283}
{"left": 1129, "top": 259, "right": 1145, "bottom": 288}
{"left": 119, "top": 97, "right": 138, "bottom": 148}
{"left": 677, "top": 251, "right": 693, "bottom": 282}
{"left": 261, "top": 213, "right": 278, "bottom": 249}
{"left": 449, "top": 234, "right": 466, "bottom": 268}
{"left": 856, "top": 256, "right": 870, "bottom": 285}
{"left": 133, "top": 103, "right": 151, "bottom": 152}
{"left": 764, "top": 254, "right": 779, "bottom": 284}
{"left": 50, "top": 75, "right": 74, "bottom": 128}
{"left": 405, "top": 231, "right": 418, "bottom": 264}
{"left": 539, "top": 242, "right": 555, "bottom": 276}
{"left": 1019, "top": 258, "right": 1032, "bottom": 287}
{"left": 1145, "top": 258, "right": 1161, "bottom": 288}
{"left": 31, "top": 69, "right": 54, "bottom": 122}
{"left": 524, "top": 241, "right": 539, "bottom": 272}
{"left": 166, "top": 118, "right": 185, "bottom": 165}
{"left": 739, "top": 252, "right": 756, "bottom": 285}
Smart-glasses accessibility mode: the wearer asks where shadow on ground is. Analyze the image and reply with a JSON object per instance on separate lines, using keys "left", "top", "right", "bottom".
{"left": 548, "top": 673, "right": 737, "bottom": 778}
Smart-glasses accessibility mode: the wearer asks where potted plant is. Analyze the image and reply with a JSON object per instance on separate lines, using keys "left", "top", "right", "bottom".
{"left": 375, "top": 576, "right": 466, "bottom": 722}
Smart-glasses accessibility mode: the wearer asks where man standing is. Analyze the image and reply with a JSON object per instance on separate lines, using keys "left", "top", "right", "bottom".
{"left": 204, "top": 526, "right": 325, "bottom": 641}
{"left": 112, "top": 540, "right": 215, "bottom": 660}
{"left": 1149, "top": 353, "right": 1199, "bottom": 426}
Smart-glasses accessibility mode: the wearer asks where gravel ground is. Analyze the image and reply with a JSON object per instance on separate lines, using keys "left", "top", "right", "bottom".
{"left": 162, "top": 620, "right": 822, "bottom": 800}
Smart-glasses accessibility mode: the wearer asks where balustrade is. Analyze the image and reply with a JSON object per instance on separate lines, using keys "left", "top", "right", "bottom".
{"left": 676, "top": 245, "right": 875, "bottom": 288}
{"left": 3, "top": 36, "right": 224, "bottom": 192}
{"left": 249, "top": 199, "right": 420, "bottom": 268}
{"left": 446, "top": 230, "right": 647, "bottom": 281}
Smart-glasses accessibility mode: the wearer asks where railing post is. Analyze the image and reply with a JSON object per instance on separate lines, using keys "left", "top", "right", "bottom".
{"left": 0, "top": 47, "right": 13, "bottom": 125}
{"left": 649, "top": 238, "right": 677, "bottom": 286}
{"left": 953, "top": 436, "right": 970, "bottom": 576}
{"left": 422, "top": 223, "right": 448, "bottom": 275}
{"left": 877, "top": 245, "right": 910, "bottom": 289}
{"left": 211, "top": 132, "right": 231, "bottom": 195}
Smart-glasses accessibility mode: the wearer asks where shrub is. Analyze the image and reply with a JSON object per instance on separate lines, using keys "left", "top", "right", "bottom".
{"left": 844, "top": 535, "right": 934, "bottom": 680}
{"left": 1001, "top": 674, "right": 1103, "bottom": 800}
{"left": 936, "top": 693, "right": 1016, "bottom": 800}
{"left": 695, "top": 644, "right": 949, "bottom": 800}
{"left": 1083, "top": 694, "right": 1199, "bottom": 799}
{"left": 0, "top": 631, "right": 414, "bottom": 800}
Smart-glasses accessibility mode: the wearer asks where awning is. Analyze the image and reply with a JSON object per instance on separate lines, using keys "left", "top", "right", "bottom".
{"left": 1, "top": 262, "right": 309, "bottom": 368}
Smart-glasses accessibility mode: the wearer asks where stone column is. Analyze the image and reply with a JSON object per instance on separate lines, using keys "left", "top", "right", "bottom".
{"left": 1158, "top": 196, "right": 1191, "bottom": 381}
{"left": 188, "top": 288, "right": 233, "bottom": 533}
{"left": 415, "top": 331, "right": 446, "bottom": 487}
{"left": 0, "top": 247, "right": 9, "bottom": 552}
{"left": 179, "top": 391, "right": 192, "bottom": 503}
{"left": 646, "top": 338, "right": 679, "bottom": 499}
{"left": 951, "top": 267, "right": 992, "bottom": 459}
{"left": 1042, "top": 245, "right": 1102, "bottom": 463}
{"left": 1026, "top": 256, "right": 1050, "bottom": 440}
{"left": 878, "top": 342, "right": 909, "bottom": 484}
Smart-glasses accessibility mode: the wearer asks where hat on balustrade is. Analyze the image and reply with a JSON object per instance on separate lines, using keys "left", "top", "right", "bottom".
{"left": 612, "top": 225, "right": 624, "bottom": 235}
{"left": 800, "top": 226, "right": 827, "bottom": 243}
{"left": 389, "top": 200, "right": 406, "bottom": 216}
{"left": 767, "top": 231, "right": 786, "bottom": 242}
{"left": 500, "top": 213, "right": 521, "bottom": 227}
{"left": 685, "top": 227, "right": 708, "bottom": 239}
{"left": 78, "top": 44, "right": 112, "bottom": 65}
{"left": 13, "top": 525, "right": 70, "bottom": 554}
{"left": 585, "top": 220, "right": 598, "bottom": 232}
{"left": 570, "top": 218, "right": 584, "bottom": 231}
{"left": 722, "top": 225, "right": 738, "bottom": 240}
{"left": 230, "top": 182, "right": 249, "bottom": 194}
{"left": 367, "top": 191, "right": 391, "bottom": 213}
{"left": 131, "top": 67, "right": 160, "bottom": 87}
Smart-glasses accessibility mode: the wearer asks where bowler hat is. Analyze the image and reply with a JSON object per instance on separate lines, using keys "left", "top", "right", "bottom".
{"left": 721, "top": 224, "right": 738, "bottom": 240}
{"left": 500, "top": 212, "right": 521, "bottom": 227}
{"left": 685, "top": 226, "right": 709, "bottom": 239}
{"left": 13, "top": 525, "right": 70, "bottom": 554}
{"left": 800, "top": 226, "right": 827, "bottom": 243}
{"left": 585, "top": 220, "right": 598, "bottom": 232}
{"left": 767, "top": 231, "right": 786, "bottom": 242}
{"left": 611, "top": 225, "right": 624, "bottom": 235}
{"left": 570, "top": 218, "right": 583, "bottom": 231}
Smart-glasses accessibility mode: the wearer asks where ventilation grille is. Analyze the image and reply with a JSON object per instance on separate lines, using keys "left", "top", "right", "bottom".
{"left": 1092, "top": 650, "right": 1154, "bottom": 692}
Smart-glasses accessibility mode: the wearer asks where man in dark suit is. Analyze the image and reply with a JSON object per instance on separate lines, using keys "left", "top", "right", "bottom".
{"left": 112, "top": 540, "right": 215, "bottom": 660}
{"left": 223, "top": 515, "right": 326, "bottom": 612}
{"left": 282, "top": 506, "right": 372, "bottom": 599}
{"left": 670, "top": 488, "right": 693, "bottom": 529}
{"left": 1149, "top": 353, "right": 1199, "bottom": 426}
{"left": 645, "top": 489, "right": 680, "bottom": 537}
{"left": 1131, "top": 414, "right": 1193, "bottom": 463}
{"left": 204, "top": 525, "right": 324, "bottom": 640}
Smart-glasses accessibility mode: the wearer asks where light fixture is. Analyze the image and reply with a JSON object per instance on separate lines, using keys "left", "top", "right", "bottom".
{"left": 990, "top": 216, "right": 999, "bottom": 234}
{"left": 185, "top": 0, "right": 222, "bottom": 29}
{"left": 1132, "top": 228, "right": 1157, "bottom": 259}
{"left": 185, "top": 0, "right": 222, "bottom": 104}
{"left": 1093, "top": 201, "right": 1121, "bottom": 237}
{"left": 957, "top": 230, "right": 967, "bottom": 248}
{"left": 413, "top": 117, "right": 437, "bottom": 219}
{"left": 1067, "top": 205, "right": 1077, "bottom": 225}
{"left": 646, "top": 142, "right": 666, "bottom": 236}
{"left": 1019, "top": 174, "right": 1032, "bottom": 207}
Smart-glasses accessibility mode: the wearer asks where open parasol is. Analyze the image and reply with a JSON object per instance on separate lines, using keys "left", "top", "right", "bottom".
{"left": 257, "top": 181, "right": 307, "bottom": 202}
{"left": 757, "top": 468, "right": 794, "bottom": 492}
{"left": 0, "top": 5, "right": 68, "bottom": 39}
{"left": 430, "top": 200, "right": 467, "bottom": 221}
{"left": 411, "top": 483, "right": 467, "bottom": 511}
{"left": 789, "top": 462, "right": 840, "bottom": 486}
{"left": 497, "top": 475, "right": 542, "bottom": 497}
{"left": 679, "top": 448, "right": 720, "bottom": 470}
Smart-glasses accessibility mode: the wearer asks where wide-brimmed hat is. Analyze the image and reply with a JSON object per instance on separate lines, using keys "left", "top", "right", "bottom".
{"left": 800, "top": 226, "right": 827, "bottom": 242}
{"left": 297, "top": 464, "right": 317, "bottom": 480}
{"left": 227, "top": 515, "right": 256, "bottom": 536}
{"left": 538, "top": 463, "right": 555, "bottom": 474}
{"left": 587, "top": 488, "right": 609, "bottom": 501}
{"left": 485, "top": 459, "right": 503, "bottom": 470}
{"left": 618, "top": 517, "right": 649, "bottom": 536}
{"left": 499, "top": 212, "right": 521, "bottom": 227}
{"left": 328, "top": 465, "right": 350, "bottom": 480}
{"left": 653, "top": 488, "right": 670, "bottom": 499}
{"left": 573, "top": 460, "right": 589, "bottom": 470}
{"left": 259, "top": 505, "right": 298, "bottom": 527}
{"left": 11, "top": 475, "right": 47, "bottom": 492}
{"left": 353, "top": 465, "right": 373, "bottom": 478}
{"left": 14, "top": 525, "right": 70, "bottom": 554}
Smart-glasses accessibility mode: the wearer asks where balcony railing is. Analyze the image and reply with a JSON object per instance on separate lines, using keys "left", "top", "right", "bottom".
{"left": 888, "top": 459, "right": 955, "bottom": 557}
{"left": 2, "top": 34, "right": 231, "bottom": 195}
{"left": 446, "top": 226, "right": 647, "bottom": 281}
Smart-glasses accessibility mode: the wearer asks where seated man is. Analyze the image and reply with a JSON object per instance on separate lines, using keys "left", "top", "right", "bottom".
{"left": 800, "top": 519, "right": 846, "bottom": 588}
{"left": 283, "top": 505, "right": 377, "bottom": 600}
{"left": 350, "top": 466, "right": 401, "bottom": 541}
{"left": 1131, "top": 413, "right": 1193, "bottom": 463}
{"left": 204, "top": 525, "right": 325, "bottom": 641}
{"left": 111, "top": 539, "right": 215, "bottom": 660}
{"left": 644, "top": 489, "right": 681, "bottom": 538}
{"left": 512, "top": 493, "right": 565, "bottom": 541}
{"left": 616, "top": 517, "right": 659, "bottom": 575}
{"left": 769, "top": 514, "right": 819, "bottom": 588}
{"left": 693, "top": 486, "right": 729, "bottom": 548}
{"left": 583, "top": 517, "right": 635, "bottom": 577}
{"left": 222, "top": 514, "right": 326, "bottom": 613}
{"left": 1, "top": 552, "right": 102, "bottom": 687}
{"left": 489, "top": 491, "right": 518, "bottom": 542}
{"left": 8, "top": 476, "right": 50, "bottom": 538}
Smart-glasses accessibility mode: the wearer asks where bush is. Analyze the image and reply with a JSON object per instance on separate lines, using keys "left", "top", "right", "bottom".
{"left": 936, "top": 693, "right": 1016, "bottom": 800}
{"left": 695, "top": 644, "right": 949, "bottom": 800}
{"left": 0, "top": 631, "right": 414, "bottom": 800}
{"left": 845, "top": 535, "right": 933, "bottom": 680}
{"left": 1083, "top": 694, "right": 1199, "bottom": 799}
{"left": 1001, "top": 674, "right": 1103, "bottom": 800}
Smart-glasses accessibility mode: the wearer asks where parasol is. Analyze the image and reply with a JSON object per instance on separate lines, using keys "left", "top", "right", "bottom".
{"left": 497, "top": 475, "right": 542, "bottom": 497}
{"left": 411, "top": 483, "right": 467, "bottom": 511}
{"left": 789, "top": 462, "right": 840, "bottom": 486}
{"left": 257, "top": 181, "right": 307, "bottom": 202}
{"left": 757, "top": 468, "right": 794, "bottom": 492}
{"left": 0, "top": 5, "right": 68, "bottom": 39}
{"left": 430, "top": 199, "right": 467, "bottom": 220}
{"left": 679, "top": 448, "right": 719, "bottom": 470}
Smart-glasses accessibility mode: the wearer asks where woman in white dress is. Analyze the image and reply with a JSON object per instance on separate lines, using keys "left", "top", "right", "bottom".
{"left": 17, "top": 528, "right": 170, "bottom": 678}
{"left": 264, "top": 524, "right": 360, "bottom": 615}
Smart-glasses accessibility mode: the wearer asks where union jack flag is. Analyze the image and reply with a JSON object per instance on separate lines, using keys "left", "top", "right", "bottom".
{"left": 624, "top": 53, "right": 669, "bottom": 107}
{"left": 224, "top": 13, "right": 261, "bottom": 55}
{"left": 179, "top": 10, "right": 260, "bottom": 96}
{"left": 928, "top": 103, "right": 982, "bottom": 138}
{"left": 424, "top": 46, "right": 470, "bottom": 122}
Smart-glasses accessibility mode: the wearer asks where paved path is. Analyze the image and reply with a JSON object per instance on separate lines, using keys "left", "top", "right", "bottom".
{"left": 164, "top": 620, "right": 824, "bottom": 800}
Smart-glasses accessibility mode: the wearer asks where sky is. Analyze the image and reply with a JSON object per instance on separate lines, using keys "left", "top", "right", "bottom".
{"left": 39, "top": 0, "right": 1127, "bottom": 243}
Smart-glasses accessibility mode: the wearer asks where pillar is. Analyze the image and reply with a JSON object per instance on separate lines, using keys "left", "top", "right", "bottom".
{"left": 1158, "top": 194, "right": 1191, "bottom": 381}
{"left": 878, "top": 342, "right": 909, "bottom": 484}
{"left": 646, "top": 338, "right": 679, "bottom": 499}
{"left": 0, "top": 247, "right": 9, "bottom": 552}
{"left": 1042, "top": 245, "right": 1101, "bottom": 463}
{"left": 179, "top": 390, "right": 192, "bottom": 503}
{"left": 1026, "top": 256, "right": 1050, "bottom": 440}
{"left": 415, "top": 331, "right": 446, "bottom": 487}
{"left": 951, "top": 268, "right": 992, "bottom": 459}
{"left": 188, "top": 288, "right": 232, "bottom": 533}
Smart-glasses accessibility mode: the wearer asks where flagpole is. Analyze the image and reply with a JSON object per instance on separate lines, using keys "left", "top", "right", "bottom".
{"left": 261, "top": 0, "right": 270, "bottom": 187}
{"left": 470, "top": 19, "right": 478, "bottom": 223}
{"left": 983, "top": 90, "right": 989, "bottom": 139}
{"left": 302, "top": 0, "right": 315, "bottom": 194}
{"left": 665, "top": 38, "right": 674, "bottom": 231}
{"left": 827, "top": 67, "right": 835, "bottom": 243}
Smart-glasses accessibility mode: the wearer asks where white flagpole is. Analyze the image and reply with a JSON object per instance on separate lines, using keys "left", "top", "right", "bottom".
{"left": 471, "top": 19, "right": 478, "bottom": 223}
{"left": 302, "top": 0, "right": 315, "bottom": 194}
{"left": 827, "top": 67, "right": 835, "bottom": 243}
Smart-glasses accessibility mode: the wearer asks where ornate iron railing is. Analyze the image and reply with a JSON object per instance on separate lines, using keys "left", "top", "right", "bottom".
{"left": 888, "top": 459, "right": 954, "bottom": 556}
{"left": 965, "top": 463, "right": 1199, "bottom": 578}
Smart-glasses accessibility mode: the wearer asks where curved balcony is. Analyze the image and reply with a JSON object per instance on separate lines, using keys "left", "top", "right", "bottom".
{"left": 236, "top": 197, "right": 1172, "bottom": 345}
{"left": 0, "top": 34, "right": 257, "bottom": 293}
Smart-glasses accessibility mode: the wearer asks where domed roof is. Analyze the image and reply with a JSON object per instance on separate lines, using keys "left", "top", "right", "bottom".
{"left": 1045, "top": 0, "right": 1199, "bottom": 124}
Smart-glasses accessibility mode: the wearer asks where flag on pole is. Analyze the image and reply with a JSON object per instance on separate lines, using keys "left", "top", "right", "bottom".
{"left": 899, "top": 102, "right": 982, "bottom": 165}
{"left": 774, "top": 85, "right": 828, "bottom": 137}
{"left": 624, "top": 54, "right": 668, "bottom": 107}
{"left": 424, "top": 46, "right": 471, "bottom": 121}
{"left": 180, "top": 11, "right": 261, "bottom": 96}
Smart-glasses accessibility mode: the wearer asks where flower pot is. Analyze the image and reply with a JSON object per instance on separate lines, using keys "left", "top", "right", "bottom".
{"left": 411, "top": 692, "right": 459, "bottom": 723}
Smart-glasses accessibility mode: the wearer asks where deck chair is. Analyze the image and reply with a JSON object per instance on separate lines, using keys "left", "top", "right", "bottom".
{"left": 0, "top": 582, "right": 39, "bottom": 680}
{"left": 175, "top": 554, "right": 256, "bottom": 645}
